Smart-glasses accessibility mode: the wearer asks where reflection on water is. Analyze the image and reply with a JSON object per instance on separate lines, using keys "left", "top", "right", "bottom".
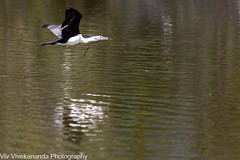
{"left": 54, "top": 50, "right": 109, "bottom": 143}
{"left": 53, "top": 50, "right": 110, "bottom": 148}
{"left": 55, "top": 95, "right": 109, "bottom": 143}
{"left": 0, "top": 0, "right": 240, "bottom": 160}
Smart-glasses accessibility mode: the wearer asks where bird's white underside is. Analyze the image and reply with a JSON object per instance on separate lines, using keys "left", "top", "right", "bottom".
{"left": 57, "top": 34, "right": 112, "bottom": 45}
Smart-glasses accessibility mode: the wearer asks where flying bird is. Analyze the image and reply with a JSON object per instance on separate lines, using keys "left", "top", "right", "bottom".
{"left": 41, "top": 7, "right": 112, "bottom": 55}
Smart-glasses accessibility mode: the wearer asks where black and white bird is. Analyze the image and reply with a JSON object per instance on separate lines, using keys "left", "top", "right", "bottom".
{"left": 41, "top": 7, "right": 111, "bottom": 55}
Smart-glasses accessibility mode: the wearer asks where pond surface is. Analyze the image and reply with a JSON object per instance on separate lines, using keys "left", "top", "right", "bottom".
{"left": 0, "top": 0, "right": 240, "bottom": 160}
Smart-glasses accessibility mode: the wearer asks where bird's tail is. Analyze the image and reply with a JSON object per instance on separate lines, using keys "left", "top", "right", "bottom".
{"left": 41, "top": 41, "right": 58, "bottom": 45}
{"left": 41, "top": 38, "right": 62, "bottom": 45}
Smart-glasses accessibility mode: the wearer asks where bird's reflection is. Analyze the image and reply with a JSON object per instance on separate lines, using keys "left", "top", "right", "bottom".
{"left": 54, "top": 49, "right": 109, "bottom": 144}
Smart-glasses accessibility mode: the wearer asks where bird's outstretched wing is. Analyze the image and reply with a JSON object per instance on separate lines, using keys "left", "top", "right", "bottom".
{"left": 61, "top": 7, "right": 82, "bottom": 38}
{"left": 42, "top": 24, "right": 63, "bottom": 38}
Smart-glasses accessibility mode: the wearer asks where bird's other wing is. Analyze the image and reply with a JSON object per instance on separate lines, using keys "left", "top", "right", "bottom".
{"left": 61, "top": 7, "right": 83, "bottom": 38}
{"left": 42, "top": 24, "right": 63, "bottom": 38}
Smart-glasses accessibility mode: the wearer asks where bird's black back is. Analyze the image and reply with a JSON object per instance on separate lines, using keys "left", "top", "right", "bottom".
{"left": 61, "top": 8, "right": 82, "bottom": 38}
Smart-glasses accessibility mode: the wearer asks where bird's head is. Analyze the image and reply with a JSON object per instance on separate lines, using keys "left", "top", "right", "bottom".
{"left": 98, "top": 36, "right": 113, "bottom": 41}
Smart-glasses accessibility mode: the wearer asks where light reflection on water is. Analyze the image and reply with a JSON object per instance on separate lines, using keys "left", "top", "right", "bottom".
{"left": 54, "top": 50, "right": 110, "bottom": 144}
{"left": 55, "top": 95, "right": 109, "bottom": 141}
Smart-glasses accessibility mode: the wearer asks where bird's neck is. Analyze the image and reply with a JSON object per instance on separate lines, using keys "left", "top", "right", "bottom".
{"left": 73, "top": 34, "right": 109, "bottom": 44}
{"left": 73, "top": 34, "right": 95, "bottom": 43}
{"left": 83, "top": 35, "right": 104, "bottom": 43}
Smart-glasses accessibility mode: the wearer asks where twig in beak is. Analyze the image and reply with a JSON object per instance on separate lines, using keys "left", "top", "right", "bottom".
{"left": 84, "top": 44, "right": 92, "bottom": 56}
